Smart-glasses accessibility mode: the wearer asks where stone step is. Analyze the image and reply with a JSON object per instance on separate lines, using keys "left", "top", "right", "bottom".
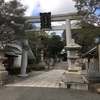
{"left": 59, "top": 71, "right": 89, "bottom": 90}
{"left": 62, "top": 77, "right": 84, "bottom": 83}
{"left": 59, "top": 81, "right": 88, "bottom": 90}
{"left": 0, "top": 75, "right": 14, "bottom": 85}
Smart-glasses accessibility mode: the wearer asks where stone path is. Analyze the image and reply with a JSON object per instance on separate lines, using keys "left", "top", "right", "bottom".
{"left": 54, "top": 61, "right": 67, "bottom": 70}
{"left": 5, "top": 70, "right": 65, "bottom": 88}
{"left": 0, "top": 62, "right": 100, "bottom": 100}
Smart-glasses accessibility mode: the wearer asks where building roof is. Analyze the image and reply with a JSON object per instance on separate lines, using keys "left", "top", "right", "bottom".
{"left": 4, "top": 44, "right": 35, "bottom": 59}
{"left": 82, "top": 46, "right": 97, "bottom": 58}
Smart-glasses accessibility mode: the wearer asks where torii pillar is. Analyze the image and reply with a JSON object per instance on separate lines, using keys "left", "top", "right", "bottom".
{"left": 66, "top": 19, "right": 71, "bottom": 68}
{"left": 18, "top": 39, "right": 28, "bottom": 77}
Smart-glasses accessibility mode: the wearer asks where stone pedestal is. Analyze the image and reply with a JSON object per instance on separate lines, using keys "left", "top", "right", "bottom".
{"left": 0, "top": 42, "right": 11, "bottom": 85}
{"left": 75, "top": 59, "right": 82, "bottom": 70}
{"left": 0, "top": 71, "right": 8, "bottom": 80}
{"left": 59, "top": 71, "right": 89, "bottom": 90}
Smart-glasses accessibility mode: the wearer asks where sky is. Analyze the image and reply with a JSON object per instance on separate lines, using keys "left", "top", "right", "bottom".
{"left": 21, "top": 0, "right": 76, "bottom": 16}
{"left": 5, "top": 0, "right": 77, "bottom": 36}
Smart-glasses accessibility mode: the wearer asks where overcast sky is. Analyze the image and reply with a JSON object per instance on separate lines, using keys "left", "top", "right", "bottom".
{"left": 5, "top": 0, "right": 76, "bottom": 16}
{"left": 5, "top": 0, "right": 77, "bottom": 36}
{"left": 23, "top": 0, "right": 76, "bottom": 16}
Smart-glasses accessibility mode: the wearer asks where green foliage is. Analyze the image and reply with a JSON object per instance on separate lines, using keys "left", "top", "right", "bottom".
{"left": 0, "top": 0, "right": 31, "bottom": 45}
{"left": 6, "top": 67, "right": 31, "bottom": 75}
{"left": 28, "top": 64, "right": 45, "bottom": 71}
{"left": 39, "top": 35, "right": 50, "bottom": 48}
{"left": 73, "top": 0, "right": 100, "bottom": 26}
{"left": 47, "top": 34, "right": 64, "bottom": 57}
{"left": 28, "top": 31, "right": 64, "bottom": 59}
{"left": 72, "top": 22, "right": 100, "bottom": 53}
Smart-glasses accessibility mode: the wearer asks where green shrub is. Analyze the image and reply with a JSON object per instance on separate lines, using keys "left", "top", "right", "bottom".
{"left": 6, "top": 67, "right": 31, "bottom": 75}
{"left": 32, "top": 66, "right": 45, "bottom": 70}
{"left": 28, "top": 64, "right": 45, "bottom": 71}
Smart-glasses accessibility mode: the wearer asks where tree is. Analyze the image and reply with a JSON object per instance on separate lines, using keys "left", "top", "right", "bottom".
{"left": 0, "top": 0, "right": 31, "bottom": 46}
{"left": 46, "top": 34, "right": 64, "bottom": 58}
{"left": 28, "top": 30, "right": 50, "bottom": 62}
{"left": 72, "top": 22, "right": 100, "bottom": 53}
{"left": 73, "top": 0, "right": 100, "bottom": 26}
{"left": 72, "top": 0, "right": 100, "bottom": 54}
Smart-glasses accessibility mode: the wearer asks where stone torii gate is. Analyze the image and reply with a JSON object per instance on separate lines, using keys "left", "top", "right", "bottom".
{"left": 19, "top": 12, "right": 82, "bottom": 77}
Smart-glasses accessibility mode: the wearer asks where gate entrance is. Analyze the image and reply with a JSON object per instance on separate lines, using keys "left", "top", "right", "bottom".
{"left": 19, "top": 12, "right": 82, "bottom": 76}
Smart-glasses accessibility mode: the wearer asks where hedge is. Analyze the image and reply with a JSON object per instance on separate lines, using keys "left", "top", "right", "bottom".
{"left": 6, "top": 67, "right": 31, "bottom": 75}
{"left": 31, "top": 66, "right": 45, "bottom": 71}
{"left": 28, "top": 64, "right": 45, "bottom": 71}
{"left": 6, "top": 65, "right": 45, "bottom": 75}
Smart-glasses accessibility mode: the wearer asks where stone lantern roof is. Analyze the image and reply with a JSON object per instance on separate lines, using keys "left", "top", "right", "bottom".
{"left": 65, "top": 43, "right": 81, "bottom": 50}
{"left": 65, "top": 39, "right": 81, "bottom": 50}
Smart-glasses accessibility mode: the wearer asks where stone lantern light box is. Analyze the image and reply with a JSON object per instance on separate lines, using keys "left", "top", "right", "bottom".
{"left": 65, "top": 39, "right": 82, "bottom": 72}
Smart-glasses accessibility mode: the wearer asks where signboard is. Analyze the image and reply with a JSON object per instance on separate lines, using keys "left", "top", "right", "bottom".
{"left": 40, "top": 12, "right": 51, "bottom": 30}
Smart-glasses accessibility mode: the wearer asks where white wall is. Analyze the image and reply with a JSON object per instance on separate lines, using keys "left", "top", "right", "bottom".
{"left": 14, "top": 55, "right": 22, "bottom": 67}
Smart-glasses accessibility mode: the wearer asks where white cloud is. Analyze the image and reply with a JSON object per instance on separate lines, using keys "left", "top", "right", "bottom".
{"left": 20, "top": 0, "right": 38, "bottom": 16}
{"left": 5, "top": 0, "right": 77, "bottom": 16}
{"left": 51, "top": 22, "right": 65, "bottom": 26}
{"left": 38, "top": 0, "right": 76, "bottom": 15}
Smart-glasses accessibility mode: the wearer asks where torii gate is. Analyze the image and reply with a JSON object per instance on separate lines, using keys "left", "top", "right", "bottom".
{"left": 19, "top": 12, "right": 82, "bottom": 77}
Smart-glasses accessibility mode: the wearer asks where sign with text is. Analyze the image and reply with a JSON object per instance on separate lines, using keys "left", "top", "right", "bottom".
{"left": 40, "top": 12, "right": 51, "bottom": 30}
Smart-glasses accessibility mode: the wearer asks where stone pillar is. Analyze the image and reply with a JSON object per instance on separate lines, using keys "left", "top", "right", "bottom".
{"left": 98, "top": 44, "right": 100, "bottom": 76}
{"left": 18, "top": 39, "right": 28, "bottom": 77}
{"left": 66, "top": 19, "right": 71, "bottom": 68}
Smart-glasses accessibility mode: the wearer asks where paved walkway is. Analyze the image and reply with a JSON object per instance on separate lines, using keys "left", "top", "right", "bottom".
{"left": 0, "top": 62, "right": 100, "bottom": 100}
{"left": 5, "top": 70, "right": 65, "bottom": 88}
{"left": 53, "top": 61, "right": 67, "bottom": 70}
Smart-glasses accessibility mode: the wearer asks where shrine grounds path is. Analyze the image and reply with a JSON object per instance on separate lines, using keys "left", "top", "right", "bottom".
{"left": 0, "top": 62, "right": 100, "bottom": 100}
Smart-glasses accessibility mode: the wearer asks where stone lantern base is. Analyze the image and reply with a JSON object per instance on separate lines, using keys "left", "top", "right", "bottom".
{"left": 0, "top": 71, "right": 8, "bottom": 79}
{"left": 68, "top": 66, "right": 78, "bottom": 72}
{"left": 0, "top": 42, "right": 14, "bottom": 85}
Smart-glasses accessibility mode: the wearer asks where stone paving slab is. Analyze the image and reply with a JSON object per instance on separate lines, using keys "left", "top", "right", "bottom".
{"left": 5, "top": 70, "right": 65, "bottom": 88}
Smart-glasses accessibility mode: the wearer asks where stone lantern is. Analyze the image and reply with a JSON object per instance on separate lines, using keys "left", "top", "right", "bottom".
{"left": 41, "top": 49, "right": 44, "bottom": 62}
{"left": 38, "top": 49, "right": 47, "bottom": 69}
{"left": 0, "top": 42, "right": 8, "bottom": 85}
{"left": 65, "top": 39, "right": 81, "bottom": 72}
{"left": 59, "top": 40, "right": 89, "bottom": 90}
